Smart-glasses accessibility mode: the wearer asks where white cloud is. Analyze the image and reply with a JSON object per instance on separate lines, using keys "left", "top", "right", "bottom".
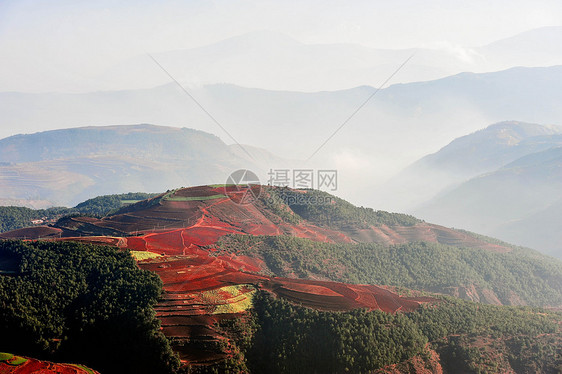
{"left": 422, "top": 41, "right": 485, "bottom": 64}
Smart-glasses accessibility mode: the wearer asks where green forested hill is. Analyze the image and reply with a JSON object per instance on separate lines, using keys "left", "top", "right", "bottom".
{"left": 0, "top": 192, "right": 156, "bottom": 233}
{"left": 198, "top": 292, "right": 561, "bottom": 373}
{"left": 215, "top": 235, "right": 562, "bottom": 307}
{"left": 2, "top": 185, "right": 562, "bottom": 373}
{"left": 0, "top": 206, "right": 68, "bottom": 233}
{"left": 0, "top": 240, "right": 179, "bottom": 374}
{"left": 260, "top": 187, "right": 421, "bottom": 228}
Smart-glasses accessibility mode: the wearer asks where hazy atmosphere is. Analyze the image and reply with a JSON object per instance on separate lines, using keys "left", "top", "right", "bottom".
{"left": 1, "top": 0, "right": 562, "bottom": 93}
{"left": 2, "top": 2, "right": 562, "bottom": 373}
{"left": 2, "top": 1, "right": 562, "bottom": 253}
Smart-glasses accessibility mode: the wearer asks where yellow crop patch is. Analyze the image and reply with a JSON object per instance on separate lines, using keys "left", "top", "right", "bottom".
{"left": 198, "top": 284, "right": 256, "bottom": 314}
{"left": 130, "top": 251, "right": 162, "bottom": 261}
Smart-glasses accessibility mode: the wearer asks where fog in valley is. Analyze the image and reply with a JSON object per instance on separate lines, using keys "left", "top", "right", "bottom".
{"left": 2, "top": 0, "right": 562, "bottom": 257}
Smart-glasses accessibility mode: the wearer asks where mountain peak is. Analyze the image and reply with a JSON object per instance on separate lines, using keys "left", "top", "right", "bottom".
{"left": 222, "top": 30, "right": 301, "bottom": 46}
{"left": 410, "top": 121, "right": 562, "bottom": 177}
{"left": 161, "top": 30, "right": 301, "bottom": 56}
{"left": 484, "top": 26, "right": 562, "bottom": 48}
{"left": 468, "top": 121, "right": 562, "bottom": 145}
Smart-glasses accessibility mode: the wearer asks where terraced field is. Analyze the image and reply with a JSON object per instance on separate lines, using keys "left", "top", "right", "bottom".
{"left": 0, "top": 352, "right": 99, "bottom": 373}
{"left": 1, "top": 185, "right": 521, "bottom": 368}
{"left": 135, "top": 250, "right": 430, "bottom": 365}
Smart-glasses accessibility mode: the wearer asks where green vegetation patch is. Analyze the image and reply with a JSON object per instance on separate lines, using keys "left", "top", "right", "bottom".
{"left": 7, "top": 356, "right": 27, "bottom": 366}
{"left": 409, "top": 297, "right": 561, "bottom": 373}
{"left": 160, "top": 188, "right": 227, "bottom": 201}
{"left": 0, "top": 206, "right": 70, "bottom": 233}
{"left": 0, "top": 192, "right": 158, "bottom": 234}
{"left": 160, "top": 189, "right": 179, "bottom": 201}
{"left": 164, "top": 194, "right": 226, "bottom": 202}
{"left": 215, "top": 234, "right": 562, "bottom": 306}
{"left": 0, "top": 352, "right": 14, "bottom": 361}
{"left": 261, "top": 187, "right": 421, "bottom": 228}
{"left": 70, "top": 364, "right": 97, "bottom": 374}
{"left": 120, "top": 200, "right": 142, "bottom": 204}
{"left": 0, "top": 240, "right": 179, "bottom": 374}
{"left": 244, "top": 292, "right": 427, "bottom": 373}
{"left": 197, "top": 291, "right": 561, "bottom": 373}
{"left": 74, "top": 192, "right": 158, "bottom": 216}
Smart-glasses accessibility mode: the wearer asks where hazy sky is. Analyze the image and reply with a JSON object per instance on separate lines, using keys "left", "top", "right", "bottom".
{"left": 1, "top": 0, "right": 561, "bottom": 92}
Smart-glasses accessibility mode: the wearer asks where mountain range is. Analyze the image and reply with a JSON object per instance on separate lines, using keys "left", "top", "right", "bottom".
{"left": 3, "top": 119, "right": 562, "bottom": 261}
{"left": 95, "top": 27, "right": 562, "bottom": 92}
{"left": 3, "top": 65, "right": 562, "bottom": 209}
{"left": 0, "top": 124, "right": 281, "bottom": 207}
{"left": 379, "top": 121, "right": 562, "bottom": 258}
{"left": 3, "top": 120, "right": 562, "bottom": 259}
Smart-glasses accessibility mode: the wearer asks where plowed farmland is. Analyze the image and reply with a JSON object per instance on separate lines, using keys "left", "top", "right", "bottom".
{"left": 0, "top": 352, "right": 99, "bottom": 373}
{"left": 3, "top": 185, "right": 521, "bottom": 367}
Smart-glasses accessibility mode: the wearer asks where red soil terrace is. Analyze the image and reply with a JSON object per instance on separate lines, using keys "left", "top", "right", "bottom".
{"left": 135, "top": 251, "right": 430, "bottom": 364}
{"left": 1, "top": 185, "right": 510, "bottom": 253}
{"left": 0, "top": 354, "right": 99, "bottom": 374}
{"left": 6, "top": 185, "right": 508, "bottom": 366}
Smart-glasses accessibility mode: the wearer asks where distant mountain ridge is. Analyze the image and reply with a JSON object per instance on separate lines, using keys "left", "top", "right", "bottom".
{"left": 4, "top": 66, "right": 562, "bottom": 153}
{"left": 3, "top": 26, "right": 562, "bottom": 93}
{"left": 377, "top": 121, "right": 562, "bottom": 211}
{"left": 3, "top": 66, "right": 562, "bottom": 210}
{"left": 0, "top": 124, "right": 227, "bottom": 162}
{"left": 382, "top": 121, "right": 562, "bottom": 258}
{"left": 418, "top": 121, "right": 562, "bottom": 175}
{"left": 415, "top": 145, "right": 562, "bottom": 231}
{"left": 0, "top": 124, "right": 284, "bottom": 206}
{"left": 95, "top": 27, "right": 562, "bottom": 93}
{"left": 480, "top": 26, "right": 562, "bottom": 68}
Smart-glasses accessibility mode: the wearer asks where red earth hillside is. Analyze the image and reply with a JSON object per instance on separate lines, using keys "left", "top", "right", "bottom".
{"left": 4, "top": 185, "right": 509, "bottom": 367}
{"left": 0, "top": 352, "right": 99, "bottom": 374}
{"left": 1, "top": 185, "right": 512, "bottom": 253}
{"left": 134, "top": 249, "right": 432, "bottom": 364}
